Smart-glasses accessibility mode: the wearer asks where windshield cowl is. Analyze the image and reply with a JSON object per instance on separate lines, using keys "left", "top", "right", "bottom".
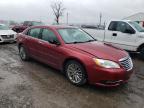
{"left": 66, "top": 40, "right": 96, "bottom": 44}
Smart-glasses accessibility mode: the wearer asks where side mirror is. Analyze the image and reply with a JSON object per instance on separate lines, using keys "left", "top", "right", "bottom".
{"left": 49, "top": 39, "right": 61, "bottom": 45}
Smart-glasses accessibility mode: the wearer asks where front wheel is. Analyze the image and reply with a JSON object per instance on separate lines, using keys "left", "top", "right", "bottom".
{"left": 65, "top": 60, "right": 87, "bottom": 86}
{"left": 19, "top": 45, "right": 29, "bottom": 61}
{"left": 139, "top": 47, "right": 144, "bottom": 59}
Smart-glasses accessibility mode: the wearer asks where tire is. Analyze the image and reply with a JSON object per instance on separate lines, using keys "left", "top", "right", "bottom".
{"left": 139, "top": 47, "right": 144, "bottom": 59}
{"left": 19, "top": 45, "right": 29, "bottom": 61}
{"left": 65, "top": 60, "right": 87, "bottom": 86}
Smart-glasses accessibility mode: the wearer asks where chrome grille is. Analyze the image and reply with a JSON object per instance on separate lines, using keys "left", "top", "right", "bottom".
{"left": 119, "top": 56, "right": 133, "bottom": 71}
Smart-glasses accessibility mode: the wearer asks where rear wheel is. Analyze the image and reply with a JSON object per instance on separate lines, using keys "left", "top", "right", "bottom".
{"left": 65, "top": 60, "right": 87, "bottom": 86}
{"left": 19, "top": 45, "right": 29, "bottom": 61}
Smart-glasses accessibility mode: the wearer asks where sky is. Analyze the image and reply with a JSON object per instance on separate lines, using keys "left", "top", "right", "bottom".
{"left": 0, "top": 0, "right": 144, "bottom": 24}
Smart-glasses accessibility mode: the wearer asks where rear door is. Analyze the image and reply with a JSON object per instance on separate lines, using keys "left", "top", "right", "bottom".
{"left": 26, "top": 28, "right": 42, "bottom": 59}
{"left": 104, "top": 21, "right": 118, "bottom": 43}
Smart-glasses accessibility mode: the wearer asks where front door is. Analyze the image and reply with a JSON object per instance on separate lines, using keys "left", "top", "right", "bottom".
{"left": 38, "top": 28, "right": 64, "bottom": 68}
{"left": 105, "top": 21, "right": 137, "bottom": 51}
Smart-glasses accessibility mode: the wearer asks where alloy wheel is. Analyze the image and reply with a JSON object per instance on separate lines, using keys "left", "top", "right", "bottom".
{"left": 19, "top": 46, "right": 26, "bottom": 60}
{"left": 67, "top": 63, "right": 83, "bottom": 84}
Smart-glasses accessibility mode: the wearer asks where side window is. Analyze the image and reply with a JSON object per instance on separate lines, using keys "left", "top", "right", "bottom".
{"left": 27, "top": 28, "right": 41, "bottom": 38}
{"left": 116, "top": 22, "right": 127, "bottom": 32}
{"left": 116, "top": 22, "right": 134, "bottom": 33}
{"left": 108, "top": 21, "right": 118, "bottom": 31}
{"left": 41, "top": 29, "right": 58, "bottom": 43}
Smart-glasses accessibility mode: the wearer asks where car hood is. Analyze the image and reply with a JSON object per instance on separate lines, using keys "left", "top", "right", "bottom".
{"left": 67, "top": 41, "right": 128, "bottom": 61}
{"left": 139, "top": 32, "right": 144, "bottom": 36}
{"left": 0, "top": 30, "right": 17, "bottom": 35}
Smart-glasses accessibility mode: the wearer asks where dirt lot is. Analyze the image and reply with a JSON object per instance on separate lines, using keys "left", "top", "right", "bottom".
{"left": 0, "top": 43, "right": 144, "bottom": 108}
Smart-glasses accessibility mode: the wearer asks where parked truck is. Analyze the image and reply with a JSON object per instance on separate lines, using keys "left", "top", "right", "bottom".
{"left": 84, "top": 20, "right": 144, "bottom": 58}
{"left": 12, "top": 21, "right": 44, "bottom": 33}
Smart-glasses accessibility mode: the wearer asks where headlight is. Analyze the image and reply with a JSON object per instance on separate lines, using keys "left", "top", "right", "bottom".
{"left": 93, "top": 58, "right": 120, "bottom": 68}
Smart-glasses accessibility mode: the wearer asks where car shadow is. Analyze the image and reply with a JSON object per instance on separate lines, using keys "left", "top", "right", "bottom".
{"left": 26, "top": 58, "right": 65, "bottom": 76}
{"left": 25, "top": 58, "right": 130, "bottom": 93}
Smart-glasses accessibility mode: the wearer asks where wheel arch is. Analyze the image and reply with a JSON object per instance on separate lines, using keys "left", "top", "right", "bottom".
{"left": 62, "top": 57, "right": 88, "bottom": 77}
{"left": 18, "top": 43, "right": 29, "bottom": 54}
{"left": 18, "top": 43, "right": 23, "bottom": 50}
{"left": 137, "top": 43, "right": 144, "bottom": 52}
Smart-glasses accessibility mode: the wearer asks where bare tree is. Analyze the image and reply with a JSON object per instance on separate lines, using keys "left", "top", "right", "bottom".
{"left": 51, "top": 1, "right": 65, "bottom": 24}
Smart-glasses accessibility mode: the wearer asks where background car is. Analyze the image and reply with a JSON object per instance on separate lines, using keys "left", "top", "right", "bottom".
{"left": 12, "top": 21, "right": 44, "bottom": 33}
{"left": 17, "top": 25, "right": 133, "bottom": 87}
{"left": 0, "top": 24, "right": 17, "bottom": 43}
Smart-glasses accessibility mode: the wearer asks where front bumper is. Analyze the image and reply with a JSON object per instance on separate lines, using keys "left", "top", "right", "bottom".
{"left": 0, "top": 35, "right": 16, "bottom": 43}
{"left": 87, "top": 64, "right": 133, "bottom": 87}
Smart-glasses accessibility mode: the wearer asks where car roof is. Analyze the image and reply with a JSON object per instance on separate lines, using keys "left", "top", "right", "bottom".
{"left": 24, "top": 21, "right": 41, "bottom": 22}
{"left": 109, "top": 19, "right": 132, "bottom": 22}
{"left": 31, "top": 25, "right": 78, "bottom": 29}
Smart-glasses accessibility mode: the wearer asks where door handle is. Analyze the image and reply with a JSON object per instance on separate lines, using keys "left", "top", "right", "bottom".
{"left": 38, "top": 41, "right": 43, "bottom": 44}
{"left": 112, "top": 33, "right": 117, "bottom": 36}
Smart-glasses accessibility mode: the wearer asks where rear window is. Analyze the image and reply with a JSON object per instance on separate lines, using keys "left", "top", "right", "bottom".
{"left": 108, "top": 21, "right": 118, "bottom": 31}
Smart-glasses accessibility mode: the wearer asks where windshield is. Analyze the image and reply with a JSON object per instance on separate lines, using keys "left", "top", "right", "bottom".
{"left": 58, "top": 28, "right": 95, "bottom": 44}
{"left": 0, "top": 25, "right": 10, "bottom": 30}
{"left": 129, "top": 21, "right": 144, "bottom": 32}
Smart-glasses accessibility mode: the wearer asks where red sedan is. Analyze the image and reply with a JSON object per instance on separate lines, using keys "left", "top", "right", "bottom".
{"left": 17, "top": 26, "right": 133, "bottom": 87}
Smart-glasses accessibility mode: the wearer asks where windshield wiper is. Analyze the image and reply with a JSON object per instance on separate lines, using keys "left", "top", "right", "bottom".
{"left": 66, "top": 39, "right": 96, "bottom": 44}
{"left": 84, "top": 40, "right": 96, "bottom": 42}
{"left": 66, "top": 41, "right": 85, "bottom": 44}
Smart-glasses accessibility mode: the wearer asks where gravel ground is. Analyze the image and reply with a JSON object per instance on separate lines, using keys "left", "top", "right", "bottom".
{"left": 0, "top": 43, "right": 144, "bottom": 108}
